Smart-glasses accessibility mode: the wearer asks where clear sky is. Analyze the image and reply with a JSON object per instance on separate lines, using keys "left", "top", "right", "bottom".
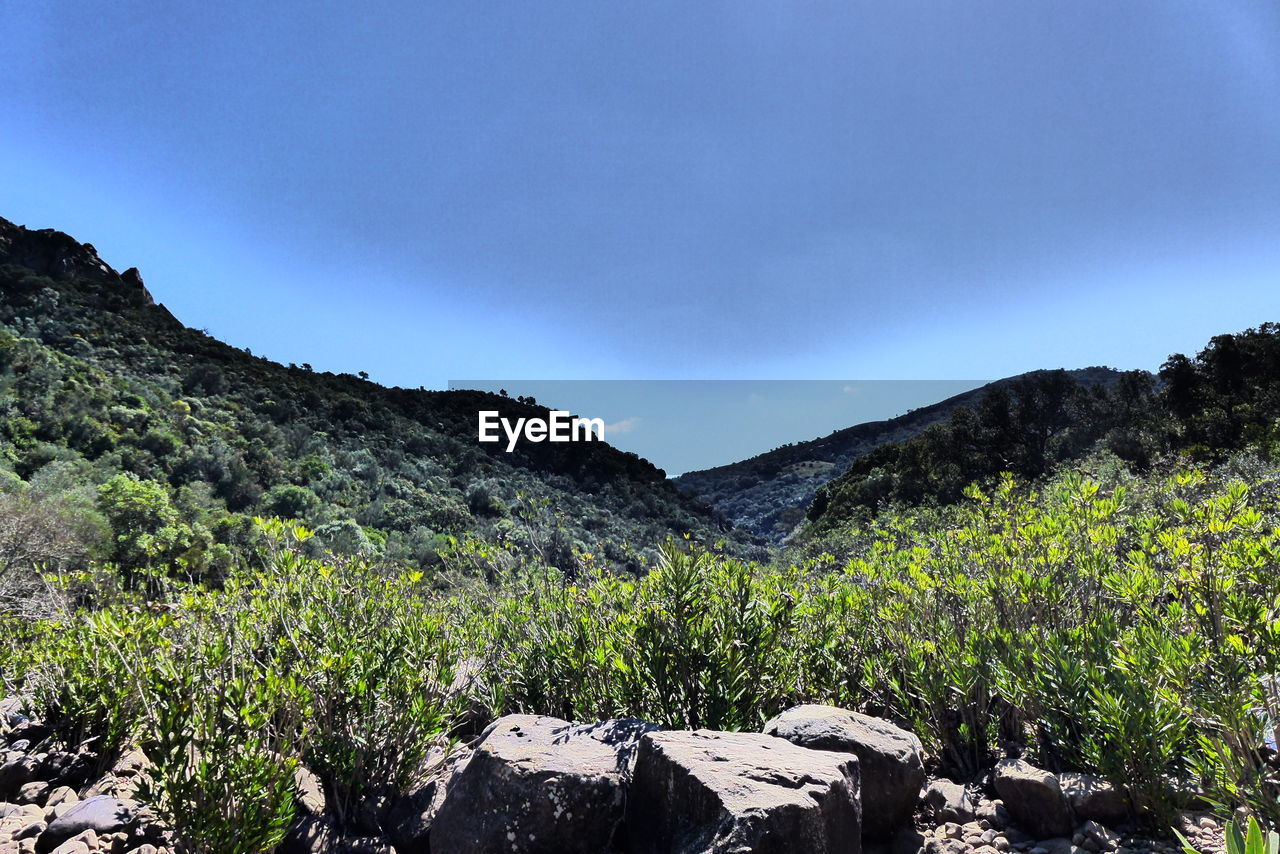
{"left": 3, "top": 1, "right": 1278, "bottom": 391}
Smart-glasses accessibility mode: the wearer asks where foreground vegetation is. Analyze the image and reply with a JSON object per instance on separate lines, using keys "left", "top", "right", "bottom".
{"left": 3, "top": 455, "right": 1279, "bottom": 849}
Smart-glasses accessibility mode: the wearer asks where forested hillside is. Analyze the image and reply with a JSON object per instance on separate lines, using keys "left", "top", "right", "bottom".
{"left": 800, "top": 324, "right": 1280, "bottom": 539}
{"left": 0, "top": 216, "right": 746, "bottom": 585}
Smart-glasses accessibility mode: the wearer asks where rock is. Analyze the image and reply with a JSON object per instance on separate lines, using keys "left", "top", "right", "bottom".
{"left": 1039, "top": 839, "right": 1088, "bottom": 854}
{"left": 14, "top": 822, "right": 45, "bottom": 840}
{"left": 6, "top": 723, "right": 51, "bottom": 748}
{"left": 764, "top": 704, "right": 925, "bottom": 839}
{"left": 977, "top": 799, "right": 1013, "bottom": 830}
{"left": 1080, "top": 820, "right": 1120, "bottom": 852}
{"left": 922, "top": 779, "right": 975, "bottom": 824}
{"left": 994, "top": 759, "right": 1074, "bottom": 839}
{"left": 627, "top": 728, "right": 861, "bottom": 854}
{"left": 36, "top": 797, "right": 139, "bottom": 853}
{"left": 386, "top": 747, "right": 469, "bottom": 853}
{"left": 43, "top": 789, "right": 76, "bottom": 810}
{"left": 1058, "top": 773, "right": 1130, "bottom": 825}
{"left": 47, "top": 843, "right": 89, "bottom": 854}
{"left": 40, "top": 753, "right": 93, "bottom": 791}
{"left": 430, "top": 714, "right": 654, "bottom": 854}
{"left": 893, "top": 826, "right": 927, "bottom": 854}
{"left": 16, "top": 783, "right": 49, "bottom": 806}
{"left": 0, "top": 756, "right": 42, "bottom": 798}
{"left": 279, "top": 815, "right": 394, "bottom": 854}
{"left": 50, "top": 830, "right": 96, "bottom": 854}
{"left": 293, "top": 766, "right": 327, "bottom": 816}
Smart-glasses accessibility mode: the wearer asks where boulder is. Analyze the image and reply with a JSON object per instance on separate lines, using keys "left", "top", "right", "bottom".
{"left": 429, "top": 714, "right": 654, "bottom": 854}
{"left": 293, "top": 765, "right": 327, "bottom": 816}
{"left": 0, "top": 755, "right": 42, "bottom": 798}
{"left": 36, "top": 797, "right": 139, "bottom": 853}
{"left": 993, "top": 760, "right": 1073, "bottom": 839}
{"left": 1058, "top": 773, "right": 1129, "bottom": 825}
{"left": 921, "top": 780, "right": 975, "bottom": 824}
{"left": 764, "top": 705, "right": 925, "bottom": 839}
{"left": 627, "top": 729, "right": 861, "bottom": 854}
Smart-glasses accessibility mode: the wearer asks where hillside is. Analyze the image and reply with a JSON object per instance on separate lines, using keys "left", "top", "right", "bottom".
{"left": 674, "top": 367, "right": 1122, "bottom": 542}
{"left": 0, "top": 216, "right": 747, "bottom": 579}
{"left": 798, "top": 321, "right": 1280, "bottom": 543}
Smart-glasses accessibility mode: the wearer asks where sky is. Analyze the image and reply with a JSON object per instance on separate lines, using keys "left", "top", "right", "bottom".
{"left": 2, "top": 1, "right": 1279, "bottom": 470}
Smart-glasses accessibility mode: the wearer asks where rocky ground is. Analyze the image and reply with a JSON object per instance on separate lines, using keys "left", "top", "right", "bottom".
{"left": 1, "top": 698, "right": 1228, "bottom": 854}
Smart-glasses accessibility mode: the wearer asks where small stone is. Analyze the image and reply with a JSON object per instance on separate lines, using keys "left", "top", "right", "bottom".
{"left": 15, "top": 822, "right": 46, "bottom": 840}
{"left": 16, "top": 783, "right": 49, "bottom": 806}
{"left": 47, "top": 844, "right": 89, "bottom": 854}
{"left": 43, "top": 789, "right": 76, "bottom": 810}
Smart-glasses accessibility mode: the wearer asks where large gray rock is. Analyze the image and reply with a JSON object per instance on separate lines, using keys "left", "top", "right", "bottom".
{"left": 993, "top": 760, "right": 1073, "bottom": 839}
{"left": 764, "top": 704, "right": 925, "bottom": 839}
{"left": 36, "top": 796, "right": 140, "bottom": 853}
{"left": 627, "top": 729, "right": 862, "bottom": 854}
{"left": 429, "top": 714, "right": 654, "bottom": 854}
{"left": 1058, "top": 773, "right": 1129, "bottom": 825}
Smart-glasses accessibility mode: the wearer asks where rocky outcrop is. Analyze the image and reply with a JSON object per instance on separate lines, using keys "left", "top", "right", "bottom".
{"left": 626, "top": 729, "right": 861, "bottom": 854}
{"left": 993, "top": 760, "right": 1074, "bottom": 840}
{"left": 428, "top": 714, "right": 655, "bottom": 854}
{"left": 764, "top": 704, "right": 925, "bottom": 839}
{"left": 0, "top": 217, "right": 183, "bottom": 327}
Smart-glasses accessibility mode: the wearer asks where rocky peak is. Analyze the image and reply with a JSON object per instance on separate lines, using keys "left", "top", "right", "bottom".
{"left": 0, "top": 216, "right": 155, "bottom": 305}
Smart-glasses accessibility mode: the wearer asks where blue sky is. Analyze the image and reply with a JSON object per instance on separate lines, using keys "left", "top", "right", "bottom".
{"left": 2, "top": 2, "right": 1279, "bottom": 459}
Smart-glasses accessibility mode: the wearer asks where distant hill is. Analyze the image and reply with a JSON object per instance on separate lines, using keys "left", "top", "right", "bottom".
{"left": 0, "top": 216, "right": 748, "bottom": 576}
{"left": 674, "top": 368, "right": 1124, "bottom": 542}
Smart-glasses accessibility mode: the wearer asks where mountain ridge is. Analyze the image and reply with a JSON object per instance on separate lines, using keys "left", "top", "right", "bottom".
{"left": 674, "top": 367, "right": 1124, "bottom": 542}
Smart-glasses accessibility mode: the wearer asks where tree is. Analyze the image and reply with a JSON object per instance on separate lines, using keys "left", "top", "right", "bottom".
{"left": 98, "top": 473, "right": 207, "bottom": 582}
{"left": 0, "top": 490, "right": 106, "bottom": 602}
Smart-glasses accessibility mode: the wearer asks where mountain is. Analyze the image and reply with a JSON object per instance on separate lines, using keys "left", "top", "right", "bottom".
{"left": 674, "top": 368, "right": 1123, "bottom": 542}
{"left": 0, "top": 216, "right": 748, "bottom": 576}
